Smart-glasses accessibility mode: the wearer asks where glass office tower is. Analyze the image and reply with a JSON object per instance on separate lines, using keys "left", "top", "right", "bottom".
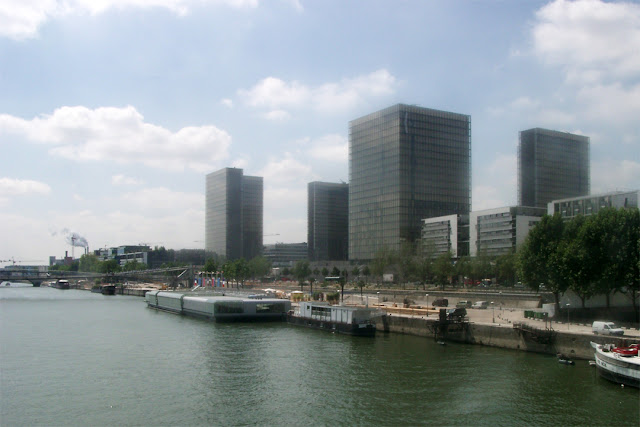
{"left": 205, "top": 168, "right": 263, "bottom": 260}
{"left": 518, "top": 128, "right": 590, "bottom": 208}
{"left": 349, "top": 104, "right": 471, "bottom": 261}
{"left": 308, "top": 181, "right": 349, "bottom": 261}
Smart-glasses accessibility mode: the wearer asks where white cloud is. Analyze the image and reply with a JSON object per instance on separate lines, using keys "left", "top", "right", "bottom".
{"left": 0, "top": 177, "right": 51, "bottom": 197}
{"left": 112, "top": 174, "right": 143, "bottom": 186}
{"left": 533, "top": 0, "right": 640, "bottom": 84}
{"left": 220, "top": 98, "right": 234, "bottom": 108}
{"left": 307, "top": 134, "right": 348, "bottom": 163}
{"left": 238, "top": 69, "right": 398, "bottom": 117}
{"left": 0, "top": 105, "right": 232, "bottom": 173}
{"left": 473, "top": 154, "right": 517, "bottom": 211}
{"left": 120, "top": 187, "right": 204, "bottom": 216}
{"left": 576, "top": 82, "right": 640, "bottom": 125}
{"left": 473, "top": 185, "right": 509, "bottom": 211}
{"left": 239, "top": 77, "right": 310, "bottom": 109}
{"left": 0, "top": 0, "right": 260, "bottom": 40}
{"left": 262, "top": 109, "right": 291, "bottom": 121}
{"left": 258, "top": 153, "right": 315, "bottom": 185}
{"left": 591, "top": 159, "right": 640, "bottom": 193}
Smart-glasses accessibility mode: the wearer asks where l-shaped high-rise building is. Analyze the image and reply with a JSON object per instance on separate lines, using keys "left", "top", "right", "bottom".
{"left": 349, "top": 104, "right": 472, "bottom": 261}
{"left": 518, "top": 128, "right": 590, "bottom": 209}
{"left": 205, "top": 167, "right": 263, "bottom": 260}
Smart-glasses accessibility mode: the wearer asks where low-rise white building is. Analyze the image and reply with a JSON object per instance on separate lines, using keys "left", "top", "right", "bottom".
{"left": 421, "top": 214, "right": 469, "bottom": 258}
{"left": 470, "top": 206, "right": 546, "bottom": 257}
{"left": 547, "top": 189, "right": 639, "bottom": 219}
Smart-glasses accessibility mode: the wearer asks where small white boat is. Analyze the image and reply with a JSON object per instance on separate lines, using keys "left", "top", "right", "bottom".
{"left": 591, "top": 342, "right": 640, "bottom": 388}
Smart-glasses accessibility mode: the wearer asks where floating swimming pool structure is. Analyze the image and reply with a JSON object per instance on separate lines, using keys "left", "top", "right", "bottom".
{"left": 145, "top": 290, "right": 291, "bottom": 322}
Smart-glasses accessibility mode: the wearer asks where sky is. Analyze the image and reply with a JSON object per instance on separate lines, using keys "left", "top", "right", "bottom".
{"left": 0, "top": 0, "right": 639, "bottom": 265}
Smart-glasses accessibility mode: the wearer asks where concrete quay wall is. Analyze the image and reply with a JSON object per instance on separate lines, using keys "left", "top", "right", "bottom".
{"left": 375, "top": 314, "right": 638, "bottom": 360}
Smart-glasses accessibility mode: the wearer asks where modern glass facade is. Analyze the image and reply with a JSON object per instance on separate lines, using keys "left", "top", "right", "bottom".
{"left": 308, "top": 181, "right": 349, "bottom": 261}
{"left": 518, "top": 128, "right": 590, "bottom": 208}
{"left": 205, "top": 168, "right": 263, "bottom": 260}
{"left": 349, "top": 104, "right": 471, "bottom": 261}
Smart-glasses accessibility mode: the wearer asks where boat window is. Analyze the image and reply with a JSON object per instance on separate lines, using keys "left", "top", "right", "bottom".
{"left": 256, "top": 303, "right": 286, "bottom": 313}
{"left": 214, "top": 301, "right": 243, "bottom": 314}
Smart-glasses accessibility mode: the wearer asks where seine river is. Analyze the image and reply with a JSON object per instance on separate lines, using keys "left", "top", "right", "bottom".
{"left": 1, "top": 285, "right": 638, "bottom": 426}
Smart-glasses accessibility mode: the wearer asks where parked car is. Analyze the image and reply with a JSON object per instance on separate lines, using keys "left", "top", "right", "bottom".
{"left": 447, "top": 308, "right": 467, "bottom": 321}
{"left": 432, "top": 298, "right": 448, "bottom": 307}
{"left": 592, "top": 321, "right": 624, "bottom": 336}
{"left": 456, "top": 300, "right": 472, "bottom": 309}
{"left": 471, "top": 301, "right": 488, "bottom": 309}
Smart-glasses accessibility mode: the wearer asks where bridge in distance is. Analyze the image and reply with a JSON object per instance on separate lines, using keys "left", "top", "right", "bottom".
{"left": 0, "top": 266, "right": 197, "bottom": 287}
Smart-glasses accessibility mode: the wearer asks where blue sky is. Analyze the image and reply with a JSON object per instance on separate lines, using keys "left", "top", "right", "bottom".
{"left": 1, "top": 0, "right": 639, "bottom": 265}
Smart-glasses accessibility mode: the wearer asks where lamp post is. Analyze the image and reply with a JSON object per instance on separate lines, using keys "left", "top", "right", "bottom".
{"left": 566, "top": 303, "right": 570, "bottom": 330}
{"left": 491, "top": 301, "right": 495, "bottom": 323}
{"left": 425, "top": 294, "right": 429, "bottom": 316}
{"left": 377, "top": 291, "right": 380, "bottom": 306}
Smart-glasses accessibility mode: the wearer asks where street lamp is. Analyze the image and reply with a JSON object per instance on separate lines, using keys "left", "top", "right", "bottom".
{"left": 377, "top": 291, "right": 380, "bottom": 306}
{"left": 566, "top": 303, "right": 570, "bottom": 330}
{"left": 491, "top": 301, "right": 495, "bottom": 323}
{"left": 425, "top": 294, "right": 429, "bottom": 316}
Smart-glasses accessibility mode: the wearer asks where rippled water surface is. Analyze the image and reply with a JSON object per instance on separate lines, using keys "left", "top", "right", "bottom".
{"left": 1, "top": 286, "right": 638, "bottom": 426}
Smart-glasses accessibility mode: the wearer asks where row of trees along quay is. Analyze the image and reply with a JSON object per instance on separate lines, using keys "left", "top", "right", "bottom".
{"left": 285, "top": 208, "right": 638, "bottom": 320}
{"left": 518, "top": 207, "right": 639, "bottom": 315}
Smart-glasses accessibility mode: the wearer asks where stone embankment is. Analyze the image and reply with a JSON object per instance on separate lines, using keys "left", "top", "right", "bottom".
{"left": 373, "top": 305, "right": 640, "bottom": 360}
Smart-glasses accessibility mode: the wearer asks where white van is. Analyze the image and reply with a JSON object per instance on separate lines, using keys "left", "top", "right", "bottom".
{"left": 472, "top": 301, "right": 488, "bottom": 309}
{"left": 592, "top": 321, "right": 624, "bottom": 336}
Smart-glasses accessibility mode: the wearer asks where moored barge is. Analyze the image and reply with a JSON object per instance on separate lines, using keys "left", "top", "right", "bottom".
{"left": 287, "top": 301, "right": 378, "bottom": 337}
{"left": 145, "top": 291, "right": 291, "bottom": 322}
{"left": 52, "top": 279, "right": 70, "bottom": 290}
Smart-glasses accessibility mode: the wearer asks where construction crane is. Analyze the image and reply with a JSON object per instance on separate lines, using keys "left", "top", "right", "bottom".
{"left": 0, "top": 258, "right": 45, "bottom": 265}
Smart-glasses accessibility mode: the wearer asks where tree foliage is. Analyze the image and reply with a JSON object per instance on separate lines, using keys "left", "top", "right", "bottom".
{"left": 518, "top": 208, "right": 639, "bottom": 315}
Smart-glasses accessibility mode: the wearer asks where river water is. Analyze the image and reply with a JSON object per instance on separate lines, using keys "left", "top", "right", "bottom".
{"left": 1, "top": 285, "right": 638, "bottom": 426}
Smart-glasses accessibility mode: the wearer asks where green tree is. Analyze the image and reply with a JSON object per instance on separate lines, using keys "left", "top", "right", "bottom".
{"left": 362, "top": 265, "right": 371, "bottom": 282}
{"left": 293, "top": 260, "right": 311, "bottom": 292}
{"left": 471, "top": 250, "right": 493, "bottom": 284}
{"left": 495, "top": 251, "right": 517, "bottom": 287}
{"left": 370, "top": 246, "right": 396, "bottom": 284}
{"left": 398, "top": 241, "right": 417, "bottom": 288}
{"left": 560, "top": 215, "right": 594, "bottom": 308}
{"left": 357, "top": 279, "right": 367, "bottom": 297}
{"left": 223, "top": 260, "right": 236, "bottom": 287}
{"left": 247, "top": 256, "right": 271, "bottom": 279}
{"left": 78, "top": 254, "right": 101, "bottom": 273}
{"left": 351, "top": 265, "right": 360, "bottom": 278}
{"left": 122, "top": 260, "right": 147, "bottom": 272}
{"left": 321, "top": 267, "right": 329, "bottom": 277}
{"left": 433, "top": 251, "right": 454, "bottom": 290}
{"left": 589, "top": 208, "right": 640, "bottom": 312}
{"left": 416, "top": 240, "right": 436, "bottom": 289}
{"left": 204, "top": 258, "right": 218, "bottom": 273}
{"left": 455, "top": 255, "right": 472, "bottom": 287}
{"left": 517, "top": 214, "right": 567, "bottom": 312}
{"left": 331, "top": 266, "right": 341, "bottom": 277}
{"left": 234, "top": 258, "right": 250, "bottom": 287}
{"left": 100, "top": 259, "right": 120, "bottom": 274}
